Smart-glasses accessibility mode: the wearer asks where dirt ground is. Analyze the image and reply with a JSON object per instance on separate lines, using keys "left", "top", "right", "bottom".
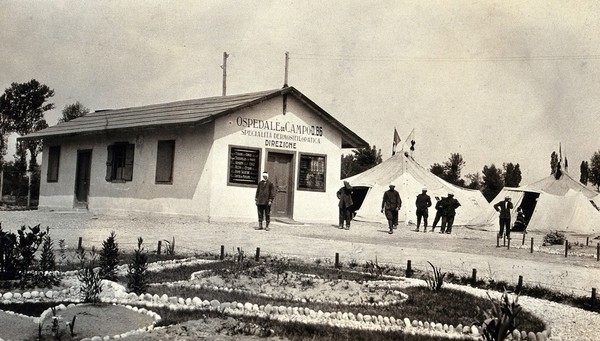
{"left": 1, "top": 209, "right": 599, "bottom": 296}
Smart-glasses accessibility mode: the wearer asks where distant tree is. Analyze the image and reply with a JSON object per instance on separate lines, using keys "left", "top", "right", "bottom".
{"left": 589, "top": 151, "right": 600, "bottom": 191}
{"left": 580, "top": 161, "right": 589, "bottom": 185}
{"left": 12, "top": 144, "right": 28, "bottom": 201}
{"left": 465, "top": 172, "right": 483, "bottom": 190}
{"left": 550, "top": 151, "right": 559, "bottom": 175}
{"left": 430, "top": 153, "right": 466, "bottom": 187}
{"left": 58, "top": 101, "right": 89, "bottom": 124}
{"left": 503, "top": 163, "right": 522, "bottom": 187}
{"left": 340, "top": 145, "right": 382, "bottom": 178}
{"left": 482, "top": 164, "right": 503, "bottom": 202}
{"left": 429, "top": 163, "right": 445, "bottom": 178}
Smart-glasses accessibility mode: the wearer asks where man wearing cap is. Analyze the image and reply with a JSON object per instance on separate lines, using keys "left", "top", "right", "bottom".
{"left": 493, "top": 196, "right": 514, "bottom": 238}
{"left": 430, "top": 196, "right": 446, "bottom": 232}
{"left": 337, "top": 180, "right": 354, "bottom": 230}
{"left": 381, "top": 184, "right": 402, "bottom": 234}
{"left": 255, "top": 172, "right": 276, "bottom": 231}
{"left": 415, "top": 188, "right": 432, "bottom": 232}
{"left": 440, "top": 193, "right": 461, "bottom": 234}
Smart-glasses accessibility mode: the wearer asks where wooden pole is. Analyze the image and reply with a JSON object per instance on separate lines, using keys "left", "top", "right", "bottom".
{"left": 586, "top": 237, "right": 589, "bottom": 246}
{"left": 335, "top": 252, "right": 340, "bottom": 268}
{"left": 517, "top": 275, "right": 523, "bottom": 293}
{"left": 530, "top": 237, "right": 534, "bottom": 253}
{"left": 255, "top": 247, "right": 260, "bottom": 262}
{"left": 220, "top": 245, "right": 225, "bottom": 260}
{"left": 222, "top": 52, "right": 229, "bottom": 96}
{"left": 565, "top": 239, "right": 569, "bottom": 258}
{"left": 597, "top": 243, "right": 599, "bottom": 262}
{"left": 284, "top": 52, "right": 289, "bottom": 87}
{"left": 592, "top": 288, "right": 597, "bottom": 310}
{"left": 522, "top": 233, "right": 526, "bottom": 246}
{"left": 157, "top": 240, "right": 162, "bottom": 255}
{"left": 471, "top": 268, "right": 477, "bottom": 286}
{"left": 406, "top": 260, "right": 412, "bottom": 277}
{"left": 77, "top": 237, "right": 83, "bottom": 251}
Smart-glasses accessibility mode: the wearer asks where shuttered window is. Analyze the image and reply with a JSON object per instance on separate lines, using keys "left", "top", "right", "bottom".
{"left": 105, "top": 142, "right": 135, "bottom": 182}
{"left": 47, "top": 146, "right": 61, "bottom": 182}
{"left": 155, "top": 140, "right": 175, "bottom": 184}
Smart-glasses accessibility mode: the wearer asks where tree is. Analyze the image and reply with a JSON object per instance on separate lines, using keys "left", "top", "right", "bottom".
{"left": 503, "top": 163, "right": 522, "bottom": 187}
{"left": 580, "top": 161, "right": 589, "bottom": 185}
{"left": 430, "top": 153, "right": 466, "bottom": 187}
{"left": 482, "top": 164, "right": 503, "bottom": 202}
{"left": 58, "top": 101, "right": 89, "bottom": 124}
{"left": 465, "top": 172, "right": 483, "bottom": 190}
{"left": 589, "top": 151, "right": 600, "bottom": 191}
{"left": 340, "top": 145, "right": 382, "bottom": 178}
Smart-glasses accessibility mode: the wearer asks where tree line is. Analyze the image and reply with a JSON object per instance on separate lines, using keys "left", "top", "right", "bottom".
{"left": 0, "top": 79, "right": 88, "bottom": 205}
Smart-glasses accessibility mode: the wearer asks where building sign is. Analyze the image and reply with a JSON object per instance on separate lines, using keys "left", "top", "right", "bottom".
{"left": 228, "top": 147, "right": 260, "bottom": 185}
{"left": 237, "top": 116, "right": 322, "bottom": 150}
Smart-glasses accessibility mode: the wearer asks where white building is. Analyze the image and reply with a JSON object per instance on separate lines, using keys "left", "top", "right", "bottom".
{"left": 20, "top": 87, "right": 368, "bottom": 223}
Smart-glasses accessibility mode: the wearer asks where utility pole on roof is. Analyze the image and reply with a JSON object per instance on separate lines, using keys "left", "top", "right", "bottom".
{"left": 284, "top": 51, "right": 289, "bottom": 87}
{"left": 221, "top": 52, "right": 229, "bottom": 96}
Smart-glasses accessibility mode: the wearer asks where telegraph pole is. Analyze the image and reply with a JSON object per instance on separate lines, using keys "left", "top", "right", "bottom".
{"left": 222, "top": 52, "right": 229, "bottom": 96}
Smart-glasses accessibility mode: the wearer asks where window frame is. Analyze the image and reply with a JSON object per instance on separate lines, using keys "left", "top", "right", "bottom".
{"left": 297, "top": 152, "right": 327, "bottom": 192}
{"left": 155, "top": 140, "right": 175, "bottom": 185}
{"left": 227, "top": 145, "right": 262, "bottom": 188}
{"left": 46, "top": 145, "right": 61, "bottom": 182}
{"left": 105, "top": 142, "right": 135, "bottom": 182}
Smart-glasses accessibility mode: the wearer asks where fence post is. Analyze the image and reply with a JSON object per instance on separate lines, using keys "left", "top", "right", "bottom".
{"left": 157, "top": 240, "right": 162, "bottom": 255}
{"left": 406, "top": 260, "right": 413, "bottom": 278}
{"left": 522, "top": 233, "right": 526, "bottom": 246}
{"left": 255, "top": 247, "right": 261, "bottom": 262}
{"left": 471, "top": 268, "right": 477, "bottom": 286}
{"left": 565, "top": 239, "right": 569, "bottom": 258}
{"left": 597, "top": 243, "right": 599, "bottom": 262}
{"left": 220, "top": 245, "right": 225, "bottom": 260}
{"left": 77, "top": 237, "right": 83, "bottom": 251}
{"left": 586, "top": 237, "right": 589, "bottom": 247}
{"left": 530, "top": 237, "right": 534, "bottom": 253}
{"left": 516, "top": 275, "right": 523, "bottom": 294}
{"left": 335, "top": 252, "right": 340, "bottom": 268}
{"left": 592, "top": 288, "right": 597, "bottom": 310}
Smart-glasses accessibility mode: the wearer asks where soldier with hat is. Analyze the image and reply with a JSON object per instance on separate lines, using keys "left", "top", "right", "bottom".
{"left": 440, "top": 192, "right": 461, "bottom": 234}
{"left": 415, "top": 187, "right": 432, "bottom": 232}
{"left": 381, "top": 184, "right": 402, "bottom": 234}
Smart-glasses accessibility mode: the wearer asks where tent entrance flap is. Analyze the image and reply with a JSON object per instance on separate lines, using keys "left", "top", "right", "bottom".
{"left": 520, "top": 192, "right": 540, "bottom": 225}
{"left": 351, "top": 186, "right": 370, "bottom": 212}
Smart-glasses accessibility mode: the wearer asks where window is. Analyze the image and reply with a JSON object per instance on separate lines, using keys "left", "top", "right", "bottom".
{"left": 228, "top": 146, "right": 260, "bottom": 186}
{"left": 155, "top": 140, "right": 175, "bottom": 184}
{"left": 105, "top": 142, "right": 135, "bottom": 182}
{"left": 47, "top": 145, "right": 60, "bottom": 182}
{"left": 298, "top": 153, "right": 326, "bottom": 191}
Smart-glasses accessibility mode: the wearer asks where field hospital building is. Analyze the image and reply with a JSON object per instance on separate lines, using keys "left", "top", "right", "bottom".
{"left": 20, "top": 87, "right": 368, "bottom": 224}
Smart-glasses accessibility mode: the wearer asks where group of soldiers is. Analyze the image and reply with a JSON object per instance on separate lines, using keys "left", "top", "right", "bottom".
{"left": 412, "top": 188, "right": 461, "bottom": 234}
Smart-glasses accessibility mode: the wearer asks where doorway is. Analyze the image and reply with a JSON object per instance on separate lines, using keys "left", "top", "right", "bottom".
{"left": 74, "top": 150, "right": 92, "bottom": 208}
{"left": 267, "top": 152, "right": 294, "bottom": 218}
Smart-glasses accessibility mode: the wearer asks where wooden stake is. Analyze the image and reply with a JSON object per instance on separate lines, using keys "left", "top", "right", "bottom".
{"left": 157, "top": 240, "right": 162, "bottom": 255}
{"left": 78, "top": 237, "right": 83, "bottom": 251}
{"left": 220, "top": 245, "right": 225, "bottom": 260}
{"left": 565, "top": 239, "right": 569, "bottom": 258}
{"left": 471, "top": 268, "right": 477, "bottom": 286}
{"left": 335, "top": 252, "right": 340, "bottom": 268}
{"left": 522, "top": 233, "right": 526, "bottom": 246}
{"left": 406, "top": 260, "right": 412, "bottom": 278}
{"left": 530, "top": 237, "right": 534, "bottom": 253}
{"left": 255, "top": 247, "right": 260, "bottom": 262}
{"left": 592, "top": 288, "right": 597, "bottom": 310}
{"left": 517, "top": 275, "right": 523, "bottom": 293}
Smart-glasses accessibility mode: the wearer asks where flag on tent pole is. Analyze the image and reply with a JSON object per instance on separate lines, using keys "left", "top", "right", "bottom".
{"left": 392, "top": 128, "right": 401, "bottom": 155}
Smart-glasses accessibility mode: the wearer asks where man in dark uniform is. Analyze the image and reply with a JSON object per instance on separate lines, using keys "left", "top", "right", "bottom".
{"left": 255, "top": 172, "right": 276, "bottom": 231}
{"left": 493, "top": 196, "right": 513, "bottom": 238}
{"left": 440, "top": 193, "right": 460, "bottom": 234}
{"left": 381, "top": 184, "right": 402, "bottom": 234}
{"left": 337, "top": 181, "right": 354, "bottom": 230}
{"left": 415, "top": 188, "right": 432, "bottom": 232}
{"left": 430, "top": 196, "right": 445, "bottom": 232}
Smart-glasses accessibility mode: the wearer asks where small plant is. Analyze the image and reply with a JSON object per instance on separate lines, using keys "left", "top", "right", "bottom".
{"left": 50, "top": 307, "right": 64, "bottom": 340}
{"left": 67, "top": 315, "right": 76, "bottom": 337}
{"left": 348, "top": 258, "right": 359, "bottom": 268}
{"left": 57, "top": 239, "right": 69, "bottom": 266}
{"left": 127, "top": 237, "right": 149, "bottom": 295}
{"left": 363, "top": 257, "right": 390, "bottom": 279}
{"left": 314, "top": 258, "right": 322, "bottom": 265}
{"left": 99, "top": 231, "right": 120, "bottom": 281}
{"left": 77, "top": 246, "right": 103, "bottom": 303}
{"left": 480, "top": 291, "right": 522, "bottom": 341}
{"left": 235, "top": 247, "right": 245, "bottom": 263}
{"left": 40, "top": 229, "right": 56, "bottom": 273}
{"left": 543, "top": 231, "right": 565, "bottom": 245}
{"left": 162, "top": 236, "right": 176, "bottom": 255}
{"left": 425, "top": 261, "right": 446, "bottom": 291}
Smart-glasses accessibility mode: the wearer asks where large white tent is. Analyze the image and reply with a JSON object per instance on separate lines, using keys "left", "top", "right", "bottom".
{"left": 345, "top": 153, "right": 495, "bottom": 226}
{"left": 486, "top": 173, "right": 600, "bottom": 235}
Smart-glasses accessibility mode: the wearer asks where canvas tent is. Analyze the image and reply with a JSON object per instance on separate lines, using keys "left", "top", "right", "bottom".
{"left": 486, "top": 173, "right": 600, "bottom": 235}
{"left": 345, "top": 153, "right": 495, "bottom": 226}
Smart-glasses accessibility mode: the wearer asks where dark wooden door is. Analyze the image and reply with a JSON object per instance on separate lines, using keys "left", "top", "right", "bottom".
{"left": 74, "top": 150, "right": 92, "bottom": 206}
{"left": 267, "top": 152, "right": 294, "bottom": 217}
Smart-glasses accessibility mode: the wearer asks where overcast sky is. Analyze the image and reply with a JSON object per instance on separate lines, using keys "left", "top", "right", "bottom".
{"left": 2, "top": 1, "right": 599, "bottom": 185}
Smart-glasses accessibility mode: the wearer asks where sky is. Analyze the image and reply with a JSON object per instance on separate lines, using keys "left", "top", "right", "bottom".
{"left": 1, "top": 1, "right": 599, "bottom": 185}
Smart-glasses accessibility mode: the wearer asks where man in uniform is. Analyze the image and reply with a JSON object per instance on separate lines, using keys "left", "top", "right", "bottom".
{"left": 381, "top": 184, "right": 402, "bottom": 234}
{"left": 255, "top": 172, "right": 276, "bottom": 231}
{"left": 440, "top": 193, "right": 460, "bottom": 234}
{"left": 493, "top": 196, "right": 514, "bottom": 238}
{"left": 415, "top": 188, "right": 432, "bottom": 232}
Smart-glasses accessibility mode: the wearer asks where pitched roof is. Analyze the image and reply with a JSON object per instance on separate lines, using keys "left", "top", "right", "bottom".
{"left": 19, "top": 86, "right": 368, "bottom": 148}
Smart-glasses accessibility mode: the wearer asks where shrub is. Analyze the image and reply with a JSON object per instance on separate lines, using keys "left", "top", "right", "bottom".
{"left": 363, "top": 257, "right": 390, "bottom": 279}
{"left": 127, "top": 237, "right": 149, "bottom": 295}
{"left": 39, "top": 230, "right": 56, "bottom": 273}
{"left": 99, "top": 231, "right": 120, "bottom": 281}
{"left": 543, "top": 231, "right": 565, "bottom": 245}
{"left": 162, "top": 236, "right": 176, "bottom": 255}
{"left": 77, "top": 247, "right": 103, "bottom": 303}
{"left": 0, "top": 224, "right": 17, "bottom": 280}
